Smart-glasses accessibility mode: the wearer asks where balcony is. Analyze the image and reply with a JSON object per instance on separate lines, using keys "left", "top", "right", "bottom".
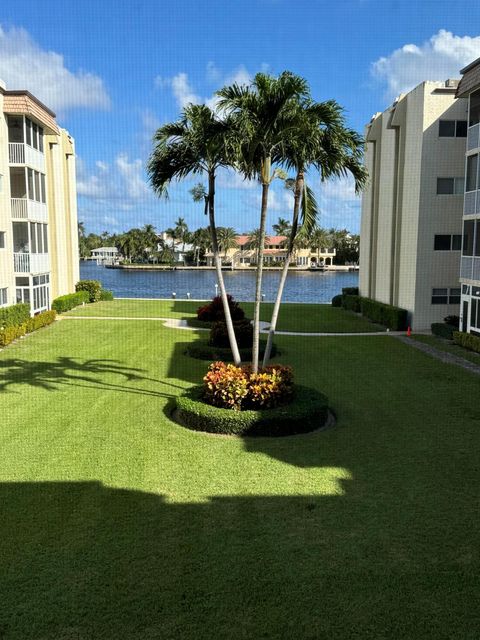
{"left": 10, "top": 198, "right": 48, "bottom": 222}
{"left": 468, "top": 123, "right": 480, "bottom": 152}
{"left": 8, "top": 142, "right": 45, "bottom": 172}
{"left": 13, "top": 252, "right": 50, "bottom": 274}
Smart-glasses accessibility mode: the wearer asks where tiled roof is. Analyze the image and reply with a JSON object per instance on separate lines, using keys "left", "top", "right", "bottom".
{"left": 3, "top": 92, "right": 59, "bottom": 134}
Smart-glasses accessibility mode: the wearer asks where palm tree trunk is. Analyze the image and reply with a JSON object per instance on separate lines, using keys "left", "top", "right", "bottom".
{"left": 262, "top": 170, "right": 303, "bottom": 366}
{"left": 252, "top": 160, "right": 271, "bottom": 373}
{"left": 208, "top": 170, "right": 242, "bottom": 366}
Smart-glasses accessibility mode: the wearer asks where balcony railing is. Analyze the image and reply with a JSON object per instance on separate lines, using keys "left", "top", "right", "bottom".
{"left": 468, "top": 123, "right": 480, "bottom": 152}
{"left": 13, "top": 252, "right": 50, "bottom": 274}
{"left": 8, "top": 142, "right": 45, "bottom": 171}
{"left": 10, "top": 198, "right": 48, "bottom": 222}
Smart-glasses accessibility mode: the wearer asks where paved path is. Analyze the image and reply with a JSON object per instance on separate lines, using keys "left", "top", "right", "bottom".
{"left": 60, "top": 315, "right": 403, "bottom": 337}
{"left": 395, "top": 335, "right": 480, "bottom": 376}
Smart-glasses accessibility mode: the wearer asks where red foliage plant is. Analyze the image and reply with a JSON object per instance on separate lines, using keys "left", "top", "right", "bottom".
{"left": 203, "top": 361, "right": 294, "bottom": 410}
{"left": 197, "top": 295, "right": 245, "bottom": 322}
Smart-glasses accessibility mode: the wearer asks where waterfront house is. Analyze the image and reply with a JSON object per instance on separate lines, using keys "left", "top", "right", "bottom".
{"left": 205, "top": 235, "right": 336, "bottom": 269}
{"left": 157, "top": 231, "right": 193, "bottom": 264}
{"left": 0, "top": 79, "right": 79, "bottom": 314}
{"left": 91, "top": 246, "right": 119, "bottom": 265}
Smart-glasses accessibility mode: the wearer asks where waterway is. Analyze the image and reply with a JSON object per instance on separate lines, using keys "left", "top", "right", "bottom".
{"left": 79, "top": 262, "right": 359, "bottom": 303}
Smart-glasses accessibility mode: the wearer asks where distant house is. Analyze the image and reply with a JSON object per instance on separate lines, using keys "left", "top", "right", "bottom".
{"left": 205, "top": 235, "right": 335, "bottom": 269}
{"left": 91, "top": 247, "right": 119, "bottom": 265}
{"left": 157, "top": 232, "right": 194, "bottom": 264}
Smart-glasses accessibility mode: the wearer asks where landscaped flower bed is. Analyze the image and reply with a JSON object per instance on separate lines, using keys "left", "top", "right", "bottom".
{"left": 174, "top": 361, "right": 329, "bottom": 436}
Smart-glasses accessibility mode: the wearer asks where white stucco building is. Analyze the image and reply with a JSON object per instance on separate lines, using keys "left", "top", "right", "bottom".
{"left": 359, "top": 80, "right": 467, "bottom": 330}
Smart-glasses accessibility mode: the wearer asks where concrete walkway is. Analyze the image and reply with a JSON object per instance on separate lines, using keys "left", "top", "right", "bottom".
{"left": 395, "top": 335, "right": 480, "bottom": 376}
{"left": 60, "top": 315, "right": 403, "bottom": 337}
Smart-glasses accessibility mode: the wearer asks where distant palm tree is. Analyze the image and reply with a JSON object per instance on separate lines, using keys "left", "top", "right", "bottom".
{"left": 174, "top": 217, "right": 189, "bottom": 256}
{"left": 272, "top": 217, "right": 291, "bottom": 236}
{"left": 148, "top": 104, "right": 242, "bottom": 364}
{"left": 217, "top": 227, "right": 238, "bottom": 263}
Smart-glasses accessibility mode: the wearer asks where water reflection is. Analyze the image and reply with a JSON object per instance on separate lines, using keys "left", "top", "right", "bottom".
{"left": 79, "top": 262, "right": 358, "bottom": 303}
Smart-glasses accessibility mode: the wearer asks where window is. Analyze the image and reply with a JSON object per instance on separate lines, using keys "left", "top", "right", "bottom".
{"left": 0, "top": 231, "right": 5, "bottom": 249}
{"left": 434, "top": 234, "right": 462, "bottom": 250}
{"left": 25, "top": 118, "right": 31, "bottom": 146}
{"left": 475, "top": 222, "right": 480, "bottom": 257}
{"left": 463, "top": 284, "right": 471, "bottom": 295}
{"left": 466, "top": 154, "right": 478, "bottom": 191}
{"left": 449, "top": 288, "right": 461, "bottom": 304}
{"left": 439, "top": 120, "right": 467, "bottom": 137}
{"left": 0, "top": 288, "right": 7, "bottom": 306}
{"left": 437, "top": 177, "right": 464, "bottom": 194}
{"left": 40, "top": 174, "right": 46, "bottom": 203}
{"left": 463, "top": 220, "right": 475, "bottom": 256}
{"left": 470, "top": 89, "right": 480, "bottom": 127}
{"left": 432, "top": 288, "right": 448, "bottom": 304}
{"left": 472, "top": 286, "right": 480, "bottom": 297}
{"left": 431, "top": 288, "right": 460, "bottom": 305}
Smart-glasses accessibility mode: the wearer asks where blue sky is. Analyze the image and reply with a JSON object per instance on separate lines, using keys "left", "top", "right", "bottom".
{"left": 2, "top": 0, "right": 480, "bottom": 234}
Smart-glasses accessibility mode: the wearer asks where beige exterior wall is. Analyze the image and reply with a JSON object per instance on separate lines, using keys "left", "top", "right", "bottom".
{"left": 360, "top": 81, "right": 466, "bottom": 330}
{"left": 0, "top": 91, "right": 15, "bottom": 306}
{"left": 0, "top": 81, "right": 79, "bottom": 313}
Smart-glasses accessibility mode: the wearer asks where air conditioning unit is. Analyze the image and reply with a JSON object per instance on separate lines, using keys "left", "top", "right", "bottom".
{"left": 445, "top": 79, "right": 459, "bottom": 88}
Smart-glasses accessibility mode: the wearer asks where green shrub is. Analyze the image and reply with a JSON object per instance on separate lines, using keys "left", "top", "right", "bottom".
{"left": 0, "top": 322, "right": 27, "bottom": 347}
{"left": 52, "top": 291, "right": 89, "bottom": 313}
{"left": 444, "top": 315, "right": 460, "bottom": 329}
{"left": 75, "top": 280, "right": 102, "bottom": 303}
{"left": 342, "top": 294, "right": 361, "bottom": 313}
{"left": 197, "top": 295, "right": 245, "bottom": 322}
{"left": 99, "top": 289, "right": 114, "bottom": 301}
{"left": 25, "top": 310, "right": 57, "bottom": 333}
{"left": 203, "top": 361, "right": 294, "bottom": 410}
{"left": 209, "top": 319, "right": 253, "bottom": 348}
{"left": 431, "top": 322, "right": 455, "bottom": 339}
{"left": 360, "top": 298, "right": 408, "bottom": 330}
{"left": 0, "top": 303, "right": 30, "bottom": 329}
{"left": 331, "top": 294, "right": 343, "bottom": 307}
{"left": 453, "top": 331, "right": 480, "bottom": 354}
{"left": 342, "top": 287, "right": 359, "bottom": 296}
{"left": 185, "top": 339, "right": 277, "bottom": 361}
{"left": 175, "top": 384, "right": 329, "bottom": 436}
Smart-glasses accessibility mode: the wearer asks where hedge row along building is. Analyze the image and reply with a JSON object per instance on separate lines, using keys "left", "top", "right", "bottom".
{"left": 0, "top": 80, "right": 79, "bottom": 315}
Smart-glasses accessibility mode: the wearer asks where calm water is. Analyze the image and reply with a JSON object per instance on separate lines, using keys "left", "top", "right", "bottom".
{"left": 79, "top": 262, "right": 359, "bottom": 303}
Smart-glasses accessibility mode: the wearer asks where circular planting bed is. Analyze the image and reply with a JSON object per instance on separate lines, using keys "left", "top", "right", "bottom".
{"left": 185, "top": 339, "right": 278, "bottom": 362}
{"left": 174, "top": 384, "right": 330, "bottom": 436}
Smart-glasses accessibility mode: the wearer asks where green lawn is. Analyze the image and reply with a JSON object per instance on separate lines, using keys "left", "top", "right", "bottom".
{"left": 66, "top": 298, "right": 385, "bottom": 333}
{"left": 413, "top": 333, "right": 480, "bottom": 366}
{"left": 1, "top": 314, "right": 479, "bottom": 639}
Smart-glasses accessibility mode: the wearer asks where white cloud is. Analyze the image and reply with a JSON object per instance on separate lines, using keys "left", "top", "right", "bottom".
{"left": 77, "top": 153, "right": 152, "bottom": 209}
{"left": 372, "top": 30, "right": 480, "bottom": 99}
{"left": 0, "top": 24, "right": 110, "bottom": 113}
{"left": 317, "top": 175, "right": 361, "bottom": 232}
{"left": 155, "top": 63, "right": 256, "bottom": 111}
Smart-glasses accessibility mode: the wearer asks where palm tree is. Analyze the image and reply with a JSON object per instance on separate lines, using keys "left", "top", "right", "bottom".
{"left": 147, "top": 104, "right": 242, "bottom": 365}
{"left": 247, "top": 228, "right": 271, "bottom": 265}
{"left": 174, "top": 217, "right": 189, "bottom": 257}
{"left": 262, "top": 99, "right": 368, "bottom": 365}
{"left": 217, "top": 71, "right": 308, "bottom": 372}
{"left": 217, "top": 227, "right": 238, "bottom": 264}
{"left": 190, "top": 224, "right": 212, "bottom": 266}
{"left": 272, "top": 217, "right": 291, "bottom": 236}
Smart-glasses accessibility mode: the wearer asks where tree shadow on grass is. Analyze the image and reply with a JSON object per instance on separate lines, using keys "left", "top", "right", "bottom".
{"left": 0, "top": 480, "right": 477, "bottom": 640}
{"left": 0, "top": 356, "right": 184, "bottom": 398}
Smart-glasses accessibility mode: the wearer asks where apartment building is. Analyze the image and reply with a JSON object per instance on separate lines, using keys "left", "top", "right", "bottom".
{"left": 456, "top": 59, "right": 480, "bottom": 335}
{"left": 205, "top": 235, "right": 336, "bottom": 269}
{"left": 359, "top": 80, "right": 467, "bottom": 330}
{"left": 0, "top": 81, "right": 79, "bottom": 314}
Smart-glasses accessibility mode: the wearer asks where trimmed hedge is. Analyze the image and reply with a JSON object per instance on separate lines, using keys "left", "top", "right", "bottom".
{"left": 453, "top": 331, "right": 480, "bottom": 354}
{"left": 210, "top": 319, "right": 253, "bottom": 348}
{"left": 75, "top": 280, "right": 102, "bottom": 303}
{"left": 360, "top": 298, "right": 408, "bottom": 330}
{"left": 431, "top": 322, "right": 455, "bottom": 339}
{"left": 342, "top": 287, "right": 359, "bottom": 296}
{"left": 342, "top": 294, "right": 362, "bottom": 313}
{"left": 0, "top": 303, "right": 30, "bottom": 329}
{"left": 52, "top": 291, "right": 89, "bottom": 313}
{"left": 26, "top": 310, "right": 56, "bottom": 333}
{"left": 185, "top": 339, "right": 278, "bottom": 361}
{"left": 331, "top": 294, "right": 343, "bottom": 307}
{"left": 99, "top": 289, "right": 114, "bottom": 301}
{"left": 0, "top": 323, "right": 27, "bottom": 347}
{"left": 175, "top": 384, "right": 329, "bottom": 436}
